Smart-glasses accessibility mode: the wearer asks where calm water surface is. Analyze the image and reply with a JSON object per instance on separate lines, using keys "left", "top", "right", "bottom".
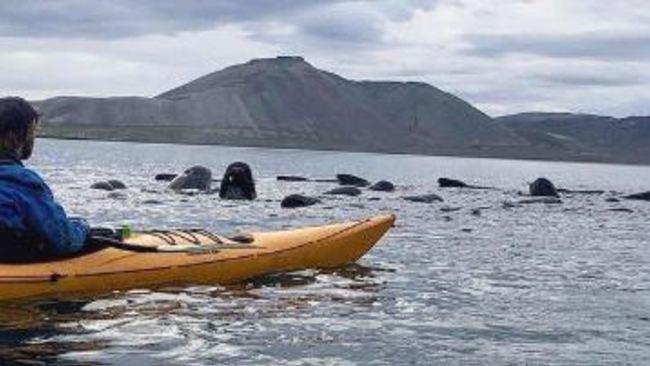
{"left": 1, "top": 139, "right": 649, "bottom": 365}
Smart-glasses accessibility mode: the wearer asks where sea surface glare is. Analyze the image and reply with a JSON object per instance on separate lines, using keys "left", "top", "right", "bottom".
{"left": 0, "top": 139, "right": 649, "bottom": 365}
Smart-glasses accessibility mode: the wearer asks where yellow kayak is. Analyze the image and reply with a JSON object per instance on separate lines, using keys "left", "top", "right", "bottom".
{"left": 0, "top": 214, "right": 395, "bottom": 301}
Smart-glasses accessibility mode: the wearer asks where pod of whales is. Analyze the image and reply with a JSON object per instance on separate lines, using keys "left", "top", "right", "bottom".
{"left": 81, "top": 166, "right": 645, "bottom": 212}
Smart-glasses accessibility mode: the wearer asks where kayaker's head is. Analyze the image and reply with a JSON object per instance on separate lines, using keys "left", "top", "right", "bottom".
{"left": 0, "top": 97, "right": 39, "bottom": 160}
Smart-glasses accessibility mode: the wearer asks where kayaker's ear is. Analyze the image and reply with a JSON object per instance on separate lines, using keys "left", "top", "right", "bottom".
{"left": 19, "top": 121, "right": 37, "bottom": 160}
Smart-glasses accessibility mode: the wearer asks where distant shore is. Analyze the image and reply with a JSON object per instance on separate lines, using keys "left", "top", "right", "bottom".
{"left": 38, "top": 132, "right": 649, "bottom": 167}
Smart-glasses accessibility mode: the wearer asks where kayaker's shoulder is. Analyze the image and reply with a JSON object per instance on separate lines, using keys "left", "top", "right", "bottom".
{"left": 0, "top": 165, "right": 50, "bottom": 193}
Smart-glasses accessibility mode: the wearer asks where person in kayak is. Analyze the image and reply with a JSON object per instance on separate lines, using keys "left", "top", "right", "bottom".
{"left": 0, "top": 97, "right": 89, "bottom": 259}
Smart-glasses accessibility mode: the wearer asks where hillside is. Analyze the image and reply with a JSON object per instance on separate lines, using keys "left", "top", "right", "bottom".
{"left": 37, "top": 56, "right": 528, "bottom": 157}
{"left": 36, "top": 56, "right": 650, "bottom": 164}
{"left": 497, "top": 113, "right": 650, "bottom": 164}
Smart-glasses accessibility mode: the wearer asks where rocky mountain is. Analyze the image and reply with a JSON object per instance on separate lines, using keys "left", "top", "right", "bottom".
{"left": 36, "top": 56, "right": 649, "bottom": 164}
{"left": 497, "top": 113, "right": 650, "bottom": 164}
{"left": 37, "top": 56, "right": 527, "bottom": 157}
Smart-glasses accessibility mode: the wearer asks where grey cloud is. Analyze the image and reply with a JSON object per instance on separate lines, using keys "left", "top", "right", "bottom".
{"left": 0, "top": 0, "right": 435, "bottom": 40}
{"left": 463, "top": 32, "right": 650, "bottom": 61}
{"left": 600, "top": 97, "right": 650, "bottom": 117}
{"left": 0, "top": 0, "right": 326, "bottom": 39}
{"left": 531, "top": 73, "right": 645, "bottom": 87}
{"left": 374, "top": 0, "right": 440, "bottom": 21}
{"left": 288, "top": 2, "right": 392, "bottom": 49}
{"left": 245, "top": 1, "right": 418, "bottom": 51}
{"left": 300, "top": 13, "right": 384, "bottom": 45}
{"left": 458, "top": 87, "right": 549, "bottom": 105}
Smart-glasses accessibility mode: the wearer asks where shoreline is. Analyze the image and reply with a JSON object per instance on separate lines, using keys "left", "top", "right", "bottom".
{"left": 37, "top": 135, "right": 650, "bottom": 167}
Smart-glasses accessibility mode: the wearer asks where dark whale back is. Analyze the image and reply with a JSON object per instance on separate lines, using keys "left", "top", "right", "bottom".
{"left": 169, "top": 165, "right": 212, "bottom": 191}
{"left": 529, "top": 177, "right": 558, "bottom": 197}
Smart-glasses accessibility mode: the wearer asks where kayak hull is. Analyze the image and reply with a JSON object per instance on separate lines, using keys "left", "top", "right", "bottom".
{"left": 0, "top": 214, "right": 394, "bottom": 301}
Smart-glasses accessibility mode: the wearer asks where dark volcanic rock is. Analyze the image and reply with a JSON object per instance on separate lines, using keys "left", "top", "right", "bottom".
{"left": 624, "top": 191, "right": 650, "bottom": 201}
{"left": 369, "top": 180, "right": 395, "bottom": 192}
{"left": 107, "top": 180, "right": 127, "bottom": 189}
{"left": 403, "top": 193, "right": 444, "bottom": 203}
{"left": 155, "top": 173, "right": 178, "bottom": 181}
{"left": 91, "top": 181, "right": 115, "bottom": 191}
{"left": 529, "top": 178, "right": 559, "bottom": 197}
{"left": 438, "top": 178, "right": 468, "bottom": 188}
{"left": 277, "top": 176, "right": 310, "bottom": 182}
{"left": 169, "top": 166, "right": 212, "bottom": 191}
{"left": 324, "top": 187, "right": 362, "bottom": 196}
{"left": 219, "top": 162, "right": 257, "bottom": 200}
{"left": 337, "top": 174, "right": 370, "bottom": 187}
{"left": 281, "top": 194, "right": 321, "bottom": 208}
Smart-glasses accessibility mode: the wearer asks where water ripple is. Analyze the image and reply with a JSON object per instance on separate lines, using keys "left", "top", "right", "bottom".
{"left": 0, "top": 139, "right": 648, "bottom": 365}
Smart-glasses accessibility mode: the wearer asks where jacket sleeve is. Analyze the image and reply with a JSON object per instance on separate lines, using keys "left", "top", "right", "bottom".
{"left": 21, "top": 173, "right": 89, "bottom": 255}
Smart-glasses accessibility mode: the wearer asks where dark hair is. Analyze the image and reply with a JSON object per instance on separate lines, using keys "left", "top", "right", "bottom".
{"left": 0, "top": 97, "right": 39, "bottom": 142}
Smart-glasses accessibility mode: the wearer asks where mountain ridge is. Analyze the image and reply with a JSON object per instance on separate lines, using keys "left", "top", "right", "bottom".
{"left": 37, "top": 56, "right": 526, "bottom": 156}
{"left": 496, "top": 112, "right": 650, "bottom": 164}
{"left": 34, "top": 56, "right": 649, "bottom": 164}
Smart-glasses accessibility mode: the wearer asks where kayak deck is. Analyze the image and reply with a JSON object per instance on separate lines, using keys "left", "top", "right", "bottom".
{"left": 0, "top": 214, "right": 395, "bottom": 301}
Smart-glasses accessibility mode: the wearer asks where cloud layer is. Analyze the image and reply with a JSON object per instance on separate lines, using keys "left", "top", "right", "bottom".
{"left": 1, "top": 0, "right": 648, "bottom": 117}
{"left": 0, "top": 0, "right": 318, "bottom": 38}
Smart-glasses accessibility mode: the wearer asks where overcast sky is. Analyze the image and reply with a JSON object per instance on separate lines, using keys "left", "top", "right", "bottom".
{"left": 1, "top": 0, "right": 649, "bottom": 117}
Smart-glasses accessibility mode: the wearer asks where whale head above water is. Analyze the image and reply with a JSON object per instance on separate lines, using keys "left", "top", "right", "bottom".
{"left": 219, "top": 162, "right": 256, "bottom": 200}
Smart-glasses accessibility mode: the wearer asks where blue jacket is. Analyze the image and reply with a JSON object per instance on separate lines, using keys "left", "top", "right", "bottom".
{"left": 0, "top": 151, "right": 88, "bottom": 256}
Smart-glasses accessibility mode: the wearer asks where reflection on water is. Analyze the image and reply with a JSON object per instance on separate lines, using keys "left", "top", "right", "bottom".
{"left": 0, "top": 263, "right": 382, "bottom": 365}
{"left": 0, "top": 300, "right": 102, "bottom": 365}
{"left": 0, "top": 139, "right": 649, "bottom": 365}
